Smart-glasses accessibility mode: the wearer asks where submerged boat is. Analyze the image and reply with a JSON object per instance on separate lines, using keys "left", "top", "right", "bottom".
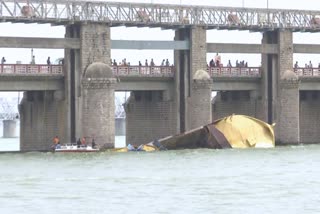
{"left": 156, "top": 114, "right": 275, "bottom": 150}
{"left": 113, "top": 144, "right": 158, "bottom": 152}
{"left": 54, "top": 144, "right": 99, "bottom": 153}
{"left": 214, "top": 115, "right": 275, "bottom": 148}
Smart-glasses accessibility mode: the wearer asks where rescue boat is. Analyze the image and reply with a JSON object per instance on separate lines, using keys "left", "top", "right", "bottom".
{"left": 53, "top": 144, "right": 99, "bottom": 153}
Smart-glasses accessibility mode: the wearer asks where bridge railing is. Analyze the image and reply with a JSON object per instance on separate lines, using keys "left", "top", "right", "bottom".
{"left": 112, "top": 66, "right": 175, "bottom": 77}
{"left": 207, "top": 67, "right": 261, "bottom": 77}
{"left": 0, "top": 64, "right": 64, "bottom": 75}
{"left": 294, "top": 68, "right": 320, "bottom": 77}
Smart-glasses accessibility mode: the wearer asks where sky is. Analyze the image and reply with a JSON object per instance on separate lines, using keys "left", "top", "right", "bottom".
{"left": 1, "top": 0, "right": 320, "bottom": 100}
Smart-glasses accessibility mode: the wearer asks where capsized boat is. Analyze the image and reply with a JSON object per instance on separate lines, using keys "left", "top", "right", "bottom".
{"left": 54, "top": 144, "right": 99, "bottom": 152}
{"left": 113, "top": 144, "right": 158, "bottom": 152}
{"left": 213, "top": 114, "right": 275, "bottom": 148}
{"left": 155, "top": 114, "right": 275, "bottom": 150}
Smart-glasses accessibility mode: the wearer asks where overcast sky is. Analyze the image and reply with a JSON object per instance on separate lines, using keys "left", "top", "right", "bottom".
{"left": 1, "top": 0, "right": 320, "bottom": 99}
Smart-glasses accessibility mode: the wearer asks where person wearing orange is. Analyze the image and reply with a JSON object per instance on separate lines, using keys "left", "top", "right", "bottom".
{"left": 81, "top": 137, "right": 86, "bottom": 146}
{"left": 53, "top": 136, "right": 60, "bottom": 145}
{"left": 52, "top": 136, "right": 60, "bottom": 150}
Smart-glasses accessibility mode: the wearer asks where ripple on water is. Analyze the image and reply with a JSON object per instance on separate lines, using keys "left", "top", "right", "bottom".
{"left": 0, "top": 144, "right": 320, "bottom": 213}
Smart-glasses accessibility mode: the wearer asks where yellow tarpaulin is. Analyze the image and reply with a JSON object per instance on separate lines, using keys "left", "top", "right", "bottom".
{"left": 214, "top": 114, "right": 275, "bottom": 148}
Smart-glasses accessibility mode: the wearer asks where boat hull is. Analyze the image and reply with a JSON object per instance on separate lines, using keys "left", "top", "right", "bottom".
{"left": 54, "top": 145, "right": 99, "bottom": 152}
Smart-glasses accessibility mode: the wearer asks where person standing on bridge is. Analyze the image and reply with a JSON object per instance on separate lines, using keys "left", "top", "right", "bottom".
{"left": 150, "top": 59, "right": 155, "bottom": 67}
{"left": 145, "top": 59, "right": 148, "bottom": 66}
{"left": 1, "top": 57, "right": 6, "bottom": 64}
{"left": 31, "top": 55, "right": 35, "bottom": 64}
{"left": 165, "top": 59, "right": 170, "bottom": 66}
{"left": 47, "top": 57, "right": 51, "bottom": 65}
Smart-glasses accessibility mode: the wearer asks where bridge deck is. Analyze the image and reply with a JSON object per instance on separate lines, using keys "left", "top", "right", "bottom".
{"left": 1, "top": 64, "right": 320, "bottom": 78}
{"left": 1, "top": 1, "right": 320, "bottom": 31}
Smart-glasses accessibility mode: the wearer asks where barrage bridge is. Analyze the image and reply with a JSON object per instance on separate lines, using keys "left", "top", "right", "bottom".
{"left": 0, "top": 0, "right": 320, "bottom": 151}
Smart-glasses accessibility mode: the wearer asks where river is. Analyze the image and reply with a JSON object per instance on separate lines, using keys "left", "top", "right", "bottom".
{"left": 0, "top": 136, "right": 319, "bottom": 213}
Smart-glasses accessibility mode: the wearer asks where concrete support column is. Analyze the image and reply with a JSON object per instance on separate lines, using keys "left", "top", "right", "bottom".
{"left": 125, "top": 91, "right": 176, "bottom": 145}
{"left": 189, "top": 76, "right": 212, "bottom": 129}
{"left": 78, "top": 23, "right": 111, "bottom": 144}
{"left": 276, "top": 31, "right": 300, "bottom": 144}
{"left": 174, "top": 27, "right": 208, "bottom": 132}
{"left": 3, "top": 120, "right": 16, "bottom": 138}
{"left": 261, "top": 31, "right": 278, "bottom": 123}
{"left": 212, "top": 91, "right": 257, "bottom": 121}
{"left": 19, "top": 91, "right": 65, "bottom": 151}
{"left": 82, "top": 63, "right": 116, "bottom": 149}
{"left": 65, "top": 24, "right": 81, "bottom": 143}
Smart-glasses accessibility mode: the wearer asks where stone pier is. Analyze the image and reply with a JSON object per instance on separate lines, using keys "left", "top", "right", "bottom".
{"left": 261, "top": 30, "right": 300, "bottom": 144}
{"left": 82, "top": 63, "right": 116, "bottom": 149}
{"left": 19, "top": 91, "right": 65, "bottom": 151}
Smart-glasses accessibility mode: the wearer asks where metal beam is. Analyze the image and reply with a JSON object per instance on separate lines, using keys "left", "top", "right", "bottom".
{"left": 294, "top": 44, "right": 320, "bottom": 54}
{"left": 207, "top": 43, "right": 278, "bottom": 54}
{"left": 111, "top": 40, "right": 189, "bottom": 50}
{"left": 0, "top": 37, "right": 80, "bottom": 49}
{"left": 1, "top": 36, "right": 320, "bottom": 55}
{"left": 1, "top": 0, "right": 320, "bottom": 31}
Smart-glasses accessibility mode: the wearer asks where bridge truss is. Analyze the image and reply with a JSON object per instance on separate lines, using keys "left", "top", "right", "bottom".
{"left": 0, "top": 1, "right": 320, "bottom": 31}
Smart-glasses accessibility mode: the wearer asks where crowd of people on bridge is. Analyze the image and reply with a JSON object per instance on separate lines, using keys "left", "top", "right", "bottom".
{"left": 295, "top": 61, "right": 320, "bottom": 69}
{"left": 208, "top": 53, "right": 249, "bottom": 68}
{"left": 1, "top": 55, "right": 64, "bottom": 65}
{"left": 112, "top": 58, "right": 171, "bottom": 67}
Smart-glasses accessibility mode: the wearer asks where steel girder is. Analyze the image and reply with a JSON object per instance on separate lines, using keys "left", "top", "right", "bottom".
{"left": 0, "top": 0, "right": 320, "bottom": 31}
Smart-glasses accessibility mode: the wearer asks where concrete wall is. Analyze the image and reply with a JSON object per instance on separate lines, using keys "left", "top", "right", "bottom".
{"left": 19, "top": 91, "right": 65, "bottom": 151}
{"left": 212, "top": 91, "right": 257, "bottom": 121}
{"left": 125, "top": 91, "right": 176, "bottom": 145}
{"left": 300, "top": 91, "right": 320, "bottom": 144}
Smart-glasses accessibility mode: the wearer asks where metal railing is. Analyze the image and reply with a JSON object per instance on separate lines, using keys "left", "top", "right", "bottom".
{"left": 207, "top": 67, "right": 261, "bottom": 77}
{"left": 112, "top": 66, "right": 175, "bottom": 77}
{"left": 294, "top": 68, "right": 320, "bottom": 77}
{"left": 1, "top": 1, "right": 320, "bottom": 31}
{"left": 1, "top": 64, "right": 320, "bottom": 78}
{"left": 0, "top": 64, "right": 63, "bottom": 75}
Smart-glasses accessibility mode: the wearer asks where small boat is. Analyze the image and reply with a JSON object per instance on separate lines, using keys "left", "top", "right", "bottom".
{"left": 53, "top": 144, "right": 99, "bottom": 153}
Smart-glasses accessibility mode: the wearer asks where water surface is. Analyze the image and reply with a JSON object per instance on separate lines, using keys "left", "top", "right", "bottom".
{"left": 0, "top": 140, "right": 319, "bottom": 214}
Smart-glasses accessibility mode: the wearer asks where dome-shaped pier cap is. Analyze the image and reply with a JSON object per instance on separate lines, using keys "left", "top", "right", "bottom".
{"left": 281, "top": 70, "right": 298, "bottom": 81}
{"left": 85, "top": 62, "right": 113, "bottom": 78}
{"left": 194, "top": 69, "right": 211, "bottom": 80}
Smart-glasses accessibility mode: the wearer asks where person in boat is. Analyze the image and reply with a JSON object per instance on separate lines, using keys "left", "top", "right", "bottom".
{"left": 81, "top": 137, "right": 86, "bottom": 147}
{"left": 52, "top": 136, "right": 60, "bottom": 146}
{"left": 76, "top": 138, "right": 81, "bottom": 148}
{"left": 127, "top": 144, "right": 136, "bottom": 151}
{"left": 92, "top": 138, "right": 96, "bottom": 149}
